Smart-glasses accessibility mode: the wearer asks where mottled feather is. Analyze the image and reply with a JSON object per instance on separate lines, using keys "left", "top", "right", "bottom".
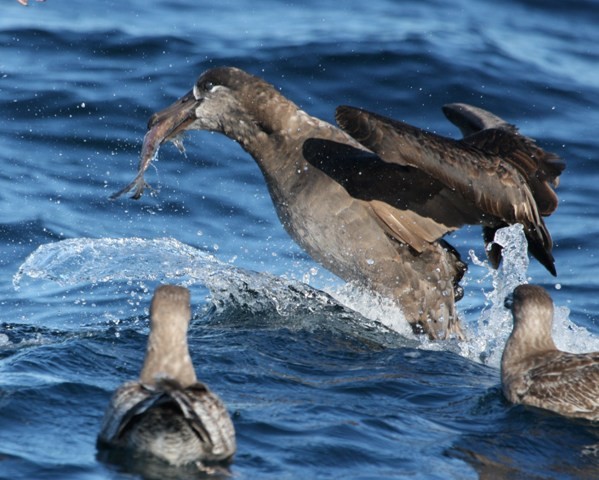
{"left": 502, "top": 284, "right": 599, "bottom": 421}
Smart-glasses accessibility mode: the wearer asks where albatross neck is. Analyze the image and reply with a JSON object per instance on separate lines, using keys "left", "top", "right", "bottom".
{"left": 222, "top": 82, "right": 352, "bottom": 175}
{"left": 139, "top": 303, "right": 197, "bottom": 388}
{"left": 503, "top": 305, "right": 557, "bottom": 368}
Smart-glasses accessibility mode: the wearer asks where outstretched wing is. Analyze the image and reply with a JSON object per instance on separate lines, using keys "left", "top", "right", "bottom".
{"left": 443, "top": 102, "right": 565, "bottom": 216}
{"left": 335, "top": 105, "right": 559, "bottom": 275}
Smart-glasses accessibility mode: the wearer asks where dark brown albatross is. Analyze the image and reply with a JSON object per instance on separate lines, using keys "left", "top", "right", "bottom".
{"left": 112, "top": 67, "right": 563, "bottom": 339}
{"left": 502, "top": 285, "right": 599, "bottom": 421}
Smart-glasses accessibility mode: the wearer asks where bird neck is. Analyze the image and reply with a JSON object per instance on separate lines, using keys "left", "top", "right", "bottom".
{"left": 502, "top": 319, "right": 557, "bottom": 371}
{"left": 139, "top": 320, "right": 197, "bottom": 388}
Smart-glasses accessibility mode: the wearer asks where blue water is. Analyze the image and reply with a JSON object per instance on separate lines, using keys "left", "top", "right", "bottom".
{"left": 2, "top": 0, "right": 599, "bottom": 478}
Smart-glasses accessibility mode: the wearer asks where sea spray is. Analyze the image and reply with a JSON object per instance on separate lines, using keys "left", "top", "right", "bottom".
{"left": 459, "top": 224, "right": 530, "bottom": 366}
{"left": 13, "top": 237, "right": 404, "bottom": 347}
{"left": 461, "top": 224, "right": 599, "bottom": 366}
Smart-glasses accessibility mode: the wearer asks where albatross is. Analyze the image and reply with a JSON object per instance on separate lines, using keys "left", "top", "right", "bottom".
{"left": 112, "top": 67, "right": 564, "bottom": 339}
{"left": 502, "top": 284, "right": 599, "bottom": 421}
{"left": 97, "top": 285, "right": 236, "bottom": 468}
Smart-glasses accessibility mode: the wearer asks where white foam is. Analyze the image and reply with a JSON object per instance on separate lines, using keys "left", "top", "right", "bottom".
{"left": 327, "top": 282, "right": 413, "bottom": 337}
{"left": 14, "top": 237, "right": 359, "bottom": 321}
{"left": 457, "top": 224, "right": 599, "bottom": 367}
{"left": 552, "top": 304, "right": 599, "bottom": 355}
{"left": 455, "top": 224, "right": 530, "bottom": 366}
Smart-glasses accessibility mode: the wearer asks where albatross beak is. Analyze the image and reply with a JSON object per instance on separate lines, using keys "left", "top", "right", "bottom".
{"left": 147, "top": 89, "right": 198, "bottom": 141}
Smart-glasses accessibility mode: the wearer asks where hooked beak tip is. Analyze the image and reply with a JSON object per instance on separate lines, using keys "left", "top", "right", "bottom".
{"left": 145, "top": 89, "right": 198, "bottom": 138}
{"left": 147, "top": 112, "right": 160, "bottom": 130}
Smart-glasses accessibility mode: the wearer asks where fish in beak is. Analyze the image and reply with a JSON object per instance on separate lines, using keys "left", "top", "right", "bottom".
{"left": 111, "top": 89, "right": 198, "bottom": 200}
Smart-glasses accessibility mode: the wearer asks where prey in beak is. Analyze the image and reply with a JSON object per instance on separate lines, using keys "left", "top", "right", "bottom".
{"left": 111, "top": 90, "right": 198, "bottom": 200}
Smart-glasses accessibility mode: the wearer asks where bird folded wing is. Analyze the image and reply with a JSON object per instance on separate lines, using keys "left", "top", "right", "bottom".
{"left": 98, "top": 382, "right": 160, "bottom": 442}
{"left": 523, "top": 356, "right": 599, "bottom": 416}
{"left": 369, "top": 200, "right": 454, "bottom": 252}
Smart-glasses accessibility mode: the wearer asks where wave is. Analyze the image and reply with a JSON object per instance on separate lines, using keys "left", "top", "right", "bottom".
{"left": 13, "top": 237, "right": 409, "bottom": 349}
{"left": 13, "top": 228, "right": 599, "bottom": 367}
{"left": 13, "top": 237, "right": 352, "bottom": 315}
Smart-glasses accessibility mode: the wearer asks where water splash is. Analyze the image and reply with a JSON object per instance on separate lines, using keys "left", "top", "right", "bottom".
{"left": 458, "top": 224, "right": 529, "bottom": 366}
{"left": 13, "top": 237, "right": 406, "bottom": 347}
{"left": 14, "top": 238, "right": 338, "bottom": 314}
{"left": 13, "top": 233, "right": 599, "bottom": 360}
{"left": 552, "top": 304, "right": 599, "bottom": 355}
{"left": 460, "top": 224, "right": 599, "bottom": 367}
{"left": 329, "top": 282, "right": 413, "bottom": 338}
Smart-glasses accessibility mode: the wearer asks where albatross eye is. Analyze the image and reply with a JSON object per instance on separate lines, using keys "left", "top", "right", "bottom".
{"left": 193, "top": 80, "right": 219, "bottom": 99}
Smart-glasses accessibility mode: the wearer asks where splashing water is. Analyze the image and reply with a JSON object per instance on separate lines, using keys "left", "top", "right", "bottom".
{"left": 457, "top": 224, "right": 530, "bottom": 365}
{"left": 459, "top": 224, "right": 599, "bottom": 367}
{"left": 14, "top": 238, "right": 342, "bottom": 316}
{"left": 13, "top": 237, "right": 406, "bottom": 347}
{"left": 328, "top": 282, "right": 414, "bottom": 337}
{"left": 13, "top": 230, "right": 599, "bottom": 363}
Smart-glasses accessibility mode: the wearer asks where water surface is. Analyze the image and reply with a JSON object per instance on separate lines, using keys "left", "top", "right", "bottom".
{"left": 1, "top": 0, "right": 599, "bottom": 478}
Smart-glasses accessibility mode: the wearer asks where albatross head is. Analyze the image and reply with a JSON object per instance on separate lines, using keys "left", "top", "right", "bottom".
{"left": 147, "top": 66, "right": 284, "bottom": 146}
{"left": 505, "top": 284, "right": 556, "bottom": 347}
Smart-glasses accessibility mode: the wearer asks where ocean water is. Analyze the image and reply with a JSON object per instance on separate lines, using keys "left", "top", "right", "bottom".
{"left": 1, "top": 0, "right": 599, "bottom": 478}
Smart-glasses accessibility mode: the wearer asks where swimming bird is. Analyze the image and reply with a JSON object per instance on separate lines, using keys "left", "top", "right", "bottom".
{"left": 97, "top": 284, "right": 236, "bottom": 468}
{"left": 502, "top": 284, "right": 599, "bottom": 421}
{"left": 113, "top": 67, "right": 563, "bottom": 339}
